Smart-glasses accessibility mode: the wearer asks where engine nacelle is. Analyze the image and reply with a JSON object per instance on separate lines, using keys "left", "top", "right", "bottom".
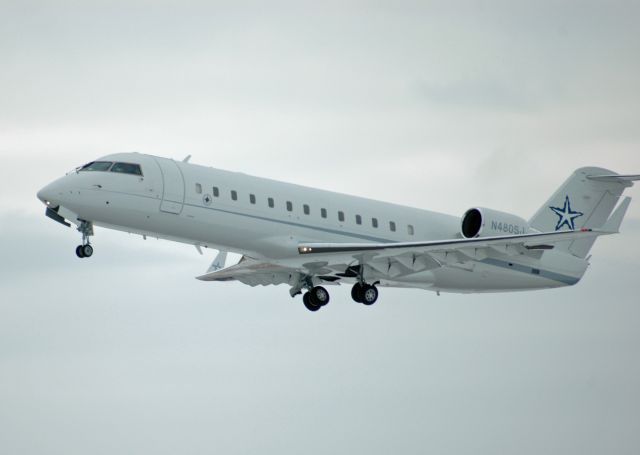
{"left": 461, "top": 207, "right": 530, "bottom": 238}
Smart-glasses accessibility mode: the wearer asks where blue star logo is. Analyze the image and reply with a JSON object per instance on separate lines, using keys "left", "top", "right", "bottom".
{"left": 549, "top": 196, "right": 584, "bottom": 231}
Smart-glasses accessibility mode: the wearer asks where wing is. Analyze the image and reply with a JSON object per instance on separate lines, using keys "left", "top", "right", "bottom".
{"left": 297, "top": 228, "right": 609, "bottom": 259}
{"left": 196, "top": 256, "right": 298, "bottom": 286}
{"left": 197, "top": 230, "right": 612, "bottom": 291}
{"left": 196, "top": 255, "right": 341, "bottom": 289}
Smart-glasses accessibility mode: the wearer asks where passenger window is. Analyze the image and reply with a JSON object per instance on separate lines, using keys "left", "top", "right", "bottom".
{"left": 321, "top": 208, "right": 327, "bottom": 218}
{"left": 268, "top": 197, "right": 275, "bottom": 208}
{"left": 408, "top": 224, "right": 415, "bottom": 235}
{"left": 213, "top": 186, "right": 219, "bottom": 197}
{"left": 355, "top": 215, "right": 362, "bottom": 225}
{"left": 231, "top": 190, "right": 238, "bottom": 201}
{"left": 195, "top": 183, "right": 202, "bottom": 194}
{"left": 389, "top": 221, "right": 396, "bottom": 232}
{"left": 111, "top": 162, "right": 143, "bottom": 176}
{"left": 80, "top": 161, "right": 113, "bottom": 172}
{"left": 338, "top": 211, "right": 345, "bottom": 222}
{"left": 286, "top": 201, "right": 293, "bottom": 212}
{"left": 250, "top": 194, "right": 256, "bottom": 204}
{"left": 303, "top": 204, "right": 310, "bottom": 215}
{"left": 372, "top": 218, "right": 378, "bottom": 228}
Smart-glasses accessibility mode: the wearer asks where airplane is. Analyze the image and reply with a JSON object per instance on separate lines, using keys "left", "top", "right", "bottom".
{"left": 37, "top": 153, "right": 639, "bottom": 312}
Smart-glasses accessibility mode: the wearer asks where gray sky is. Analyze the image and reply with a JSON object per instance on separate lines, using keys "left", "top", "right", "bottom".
{"left": 1, "top": 1, "right": 639, "bottom": 454}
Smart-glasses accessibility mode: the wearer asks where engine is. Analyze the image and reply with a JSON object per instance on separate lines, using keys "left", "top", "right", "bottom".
{"left": 460, "top": 207, "right": 531, "bottom": 238}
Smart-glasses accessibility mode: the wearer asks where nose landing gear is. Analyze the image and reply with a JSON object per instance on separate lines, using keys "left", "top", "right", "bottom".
{"left": 75, "top": 220, "right": 94, "bottom": 259}
{"left": 76, "top": 244, "right": 93, "bottom": 258}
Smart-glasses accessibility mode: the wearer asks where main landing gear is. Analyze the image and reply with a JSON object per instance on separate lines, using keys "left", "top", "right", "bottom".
{"left": 351, "top": 282, "right": 379, "bottom": 305}
{"left": 348, "top": 264, "right": 379, "bottom": 306}
{"left": 75, "top": 220, "right": 94, "bottom": 259}
{"left": 299, "top": 282, "right": 380, "bottom": 312}
{"left": 302, "top": 286, "right": 330, "bottom": 312}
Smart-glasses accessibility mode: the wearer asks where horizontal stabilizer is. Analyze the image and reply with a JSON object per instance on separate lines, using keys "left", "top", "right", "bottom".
{"left": 587, "top": 174, "right": 640, "bottom": 183}
{"left": 602, "top": 197, "right": 631, "bottom": 233}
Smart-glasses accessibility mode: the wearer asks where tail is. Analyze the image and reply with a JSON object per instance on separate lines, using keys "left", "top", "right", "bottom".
{"left": 529, "top": 167, "right": 639, "bottom": 258}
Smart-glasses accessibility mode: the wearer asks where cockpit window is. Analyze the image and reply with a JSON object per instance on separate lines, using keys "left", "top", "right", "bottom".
{"left": 111, "top": 162, "right": 143, "bottom": 176}
{"left": 80, "top": 161, "right": 113, "bottom": 172}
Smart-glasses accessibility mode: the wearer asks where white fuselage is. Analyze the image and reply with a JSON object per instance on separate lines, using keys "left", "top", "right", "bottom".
{"left": 37, "top": 152, "right": 588, "bottom": 294}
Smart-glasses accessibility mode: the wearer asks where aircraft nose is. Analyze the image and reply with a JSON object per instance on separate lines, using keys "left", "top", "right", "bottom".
{"left": 37, "top": 184, "right": 54, "bottom": 204}
{"left": 37, "top": 179, "right": 66, "bottom": 206}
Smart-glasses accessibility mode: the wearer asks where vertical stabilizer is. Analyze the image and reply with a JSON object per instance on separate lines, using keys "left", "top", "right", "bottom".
{"left": 529, "top": 167, "right": 635, "bottom": 258}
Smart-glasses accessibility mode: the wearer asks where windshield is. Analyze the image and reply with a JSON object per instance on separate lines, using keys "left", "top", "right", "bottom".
{"left": 78, "top": 161, "right": 143, "bottom": 176}
{"left": 80, "top": 161, "right": 113, "bottom": 172}
{"left": 111, "top": 162, "right": 143, "bottom": 176}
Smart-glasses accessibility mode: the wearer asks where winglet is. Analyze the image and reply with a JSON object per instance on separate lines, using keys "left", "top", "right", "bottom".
{"left": 183, "top": 155, "right": 192, "bottom": 163}
{"left": 601, "top": 197, "right": 632, "bottom": 233}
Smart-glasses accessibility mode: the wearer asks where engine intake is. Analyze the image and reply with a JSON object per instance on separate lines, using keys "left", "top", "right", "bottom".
{"left": 461, "top": 207, "right": 530, "bottom": 238}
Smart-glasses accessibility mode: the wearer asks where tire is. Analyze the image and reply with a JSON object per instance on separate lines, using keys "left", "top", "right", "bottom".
{"left": 310, "top": 286, "right": 330, "bottom": 307}
{"left": 303, "top": 292, "right": 321, "bottom": 312}
{"left": 76, "top": 245, "right": 85, "bottom": 258}
{"left": 82, "top": 244, "right": 94, "bottom": 258}
{"left": 351, "top": 283, "right": 363, "bottom": 303}
{"left": 361, "top": 285, "right": 378, "bottom": 306}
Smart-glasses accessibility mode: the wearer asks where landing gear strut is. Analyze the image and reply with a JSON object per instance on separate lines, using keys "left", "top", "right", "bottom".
{"left": 75, "top": 220, "right": 94, "bottom": 259}
{"left": 302, "top": 286, "right": 330, "bottom": 312}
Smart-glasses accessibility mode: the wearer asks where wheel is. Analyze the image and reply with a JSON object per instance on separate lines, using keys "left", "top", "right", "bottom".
{"left": 310, "top": 286, "right": 330, "bottom": 307}
{"left": 361, "top": 285, "right": 378, "bottom": 306}
{"left": 75, "top": 245, "right": 85, "bottom": 258}
{"left": 351, "top": 283, "right": 363, "bottom": 303}
{"left": 82, "top": 244, "right": 94, "bottom": 258}
{"left": 303, "top": 292, "right": 321, "bottom": 312}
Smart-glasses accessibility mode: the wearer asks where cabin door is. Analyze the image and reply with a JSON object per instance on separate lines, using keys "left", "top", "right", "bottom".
{"left": 154, "top": 157, "right": 185, "bottom": 214}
